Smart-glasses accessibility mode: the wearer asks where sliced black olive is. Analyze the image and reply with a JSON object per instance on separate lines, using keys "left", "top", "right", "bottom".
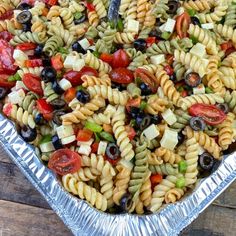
{"left": 52, "top": 134, "right": 63, "bottom": 150}
{"left": 72, "top": 41, "right": 86, "bottom": 54}
{"left": 136, "top": 114, "right": 151, "bottom": 130}
{"left": 20, "top": 125, "right": 37, "bottom": 142}
{"left": 169, "top": 73, "right": 177, "bottom": 82}
{"left": 35, "top": 113, "right": 44, "bottom": 125}
{"left": 130, "top": 107, "right": 142, "bottom": 119}
{"left": 184, "top": 72, "right": 201, "bottom": 88}
{"left": 140, "top": 82, "right": 152, "bottom": 96}
{"left": 134, "top": 38, "right": 147, "bottom": 52}
{"left": 34, "top": 44, "right": 44, "bottom": 56}
{"left": 167, "top": 0, "right": 180, "bottom": 15}
{"left": 151, "top": 114, "right": 161, "bottom": 124}
{"left": 119, "top": 193, "right": 133, "bottom": 212}
{"left": 76, "top": 90, "right": 90, "bottom": 104}
{"left": 53, "top": 110, "right": 66, "bottom": 125}
{"left": 0, "top": 87, "right": 8, "bottom": 99}
{"left": 189, "top": 117, "right": 206, "bottom": 131}
{"left": 50, "top": 98, "right": 66, "bottom": 109}
{"left": 42, "top": 56, "right": 51, "bottom": 66}
{"left": 111, "top": 82, "right": 126, "bottom": 91}
{"left": 17, "top": 3, "right": 32, "bottom": 10}
{"left": 52, "top": 80, "right": 64, "bottom": 95}
{"left": 22, "top": 23, "right": 31, "bottom": 32}
{"left": 16, "top": 11, "right": 32, "bottom": 24}
{"left": 177, "top": 132, "right": 185, "bottom": 145}
{"left": 41, "top": 66, "right": 57, "bottom": 82}
{"left": 216, "top": 103, "right": 229, "bottom": 114}
{"left": 74, "top": 15, "right": 87, "bottom": 25}
{"left": 149, "top": 28, "right": 163, "bottom": 40}
{"left": 105, "top": 143, "right": 120, "bottom": 160}
{"left": 191, "top": 16, "right": 201, "bottom": 26}
{"left": 199, "top": 152, "right": 214, "bottom": 171}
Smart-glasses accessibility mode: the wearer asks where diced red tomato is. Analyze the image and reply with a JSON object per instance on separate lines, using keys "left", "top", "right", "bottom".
{"left": 48, "top": 149, "right": 81, "bottom": 175}
{"left": 16, "top": 42, "right": 37, "bottom": 51}
{"left": 45, "top": 0, "right": 58, "bottom": 5}
{"left": 91, "top": 142, "right": 99, "bottom": 153}
{"left": 51, "top": 54, "right": 63, "bottom": 71}
{"left": 104, "top": 155, "right": 120, "bottom": 166}
{"left": 64, "top": 87, "right": 76, "bottom": 103}
{"left": 109, "top": 68, "right": 134, "bottom": 84}
{"left": 100, "top": 53, "right": 113, "bottom": 64}
{"left": 146, "top": 37, "right": 156, "bottom": 47}
{"left": 23, "top": 73, "right": 43, "bottom": 95}
{"left": 150, "top": 174, "right": 163, "bottom": 187}
{"left": 125, "top": 126, "right": 136, "bottom": 140}
{"left": 37, "top": 98, "right": 53, "bottom": 115}
{"left": 220, "top": 41, "right": 234, "bottom": 51}
{"left": 86, "top": 2, "right": 95, "bottom": 11}
{"left": 0, "top": 74, "right": 15, "bottom": 88}
{"left": 164, "top": 65, "right": 174, "bottom": 76}
{"left": 126, "top": 97, "right": 141, "bottom": 112}
{"left": 134, "top": 68, "right": 159, "bottom": 93}
{"left": 0, "top": 31, "right": 12, "bottom": 41}
{"left": 3, "top": 103, "right": 12, "bottom": 116}
{"left": 0, "top": 39, "right": 18, "bottom": 75}
{"left": 166, "top": 54, "right": 174, "bottom": 65}
{"left": 112, "top": 49, "right": 130, "bottom": 68}
{"left": 189, "top": 104, "right": 226, "bottom": 125}
{"left": 77, "top": 129, "right": 93, "bottom": 142}
{"left": 25, "top": 59, "right": 43, "bottom": 68}
{"left": 176, "top": 12, "right": 191, "bottom": 38}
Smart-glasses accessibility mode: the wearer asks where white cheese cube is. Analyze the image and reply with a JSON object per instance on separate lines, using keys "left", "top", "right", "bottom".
{"left": 160, "top": 129, "right": 178, "bottom": 151}
{"left": 56, "top": 125, "right": 74, "bottom": 139}
{"left": 39, "top": 142, "right": 55, "bottom": 153}
{"left": 190, "top": 43, "right": 206, "bottom": 58}
{"left": 143, "top": 124, "right": 160, "bottom": 140}
{"left": 8, "top": 89, "right": 25, "bottom": 105}
{"left": 193, "top": 84, "right": 205, "bottom": 95}
{"left": 159, "top": 23, "right": 166, "bottom": 32}
{"left": 59, "top": 78, "right": 72, "bottom": 91}
{"left": 161, "top": 109, "right": 177, "bottom": 125}
{"left": 88, "top": 45, "right": 96, "bottom": 51}
{"left": 127, "top": 19, "right": 139, "bottom": 34}
{"left": 201, "top": 23, "right": 214, "bottom": 30}
{"left": 61, "top": 135, "right": 76, "bottom": 145}
{"left": 16, "top": 81, "right": 28, "bottom": 91}
{"left": 79, "top": 38, "right": 90, "bottom": 50}
{"left": 72, "top": 59, "right": 85, "bottom": 72}
{"left": 150, "top": 54, "right": 165, "bottom": 65}
{"left": 64, "top": 55, "right": 77, "bottom": 69}
{"left": 97, "top": 141, "right": 108, "bottom": 155}
{"left": 13, "top": 49, "right": 28, "bottom": 62}
{"left": 164, "top": 19, "right": 176, "bottom": 33}
{"left": 78, "top": 144, "right": 91, "bottom": 156}
{"left": 77, "top": 138, "right": 94, "bottom": 146}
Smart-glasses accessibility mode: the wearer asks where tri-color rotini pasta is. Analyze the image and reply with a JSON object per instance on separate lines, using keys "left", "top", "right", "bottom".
{"left": 0, "top": 0, "right": 235, "bottom": 215}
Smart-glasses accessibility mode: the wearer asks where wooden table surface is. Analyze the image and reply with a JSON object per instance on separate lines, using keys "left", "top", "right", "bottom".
{"left": 0, "top": 148, "right": 235, "bottom": 236}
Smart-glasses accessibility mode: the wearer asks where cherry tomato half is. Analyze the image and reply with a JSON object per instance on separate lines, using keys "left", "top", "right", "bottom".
{"left": 134, "top": 68, "right": 159, "bottom": 93}
{"left": 48, "top": 149, "right": 81, "bottom": 175}
{"left": 77, "top": 129, "right": 93, "bottom": 142}
{"left": 109, "top": 67, "right": 134, "bottom": 84}
{"left": 64, "top": 87, "right": 76, "bottom": 103}
{"left": 112, "top": 49, "right": 130, "bottom": 68}
{"left": 36, "top": 98, "right": 53, "bottom": 115}
{"left": 0, "top": 74, "right": 15, "bottom": 88}
{"left": 23, "top": 73, "right": 43, "bottom": 95}
{"left": 176, "top": 12, "right": 191, "bottom": 38}
{"left": 164, "top": 65, "right": 174, "bottom": 76}
{"left": 16, "top": 42, "right": 37, "bottom": 51}
{"left": 189, "top": 103, "right": 226, "bottom": 125}
{"left": 100, "top": 53, "right": 113, "bottom": 64}
{"left": 150, "top": 174, "right": 163, "bottom": 187}
{"left": 126, "top": 97, "right": 141, "bottom": 112}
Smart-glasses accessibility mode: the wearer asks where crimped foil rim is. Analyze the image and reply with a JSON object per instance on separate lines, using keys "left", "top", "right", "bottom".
{"left": 0, "top": 114, "right": 235, "bottom": 236}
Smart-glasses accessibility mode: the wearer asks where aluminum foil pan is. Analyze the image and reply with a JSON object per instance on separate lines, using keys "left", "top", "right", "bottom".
{"left": 0, "top": 114, "right": 236, "bottom": 236}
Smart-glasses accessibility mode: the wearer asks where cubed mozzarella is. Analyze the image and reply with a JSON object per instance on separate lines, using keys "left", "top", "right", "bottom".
{"left": 190, "top": 43, "right": 206, "bottom": 58}
{"left": 143, "top": 124, "right": 160, "bottom": 140}
{"left": 164, "top": 19, "right": 176, "bottom": 33}
{"left": 13, "top": 49, "right": 28, "bottom": 62}
{"left": 8, "top": 89, "right": 25, "bottom": 105}
{"left": 73, "top": 59, "right": 85, "bottom": 72}
{"left": 64, "top": 55, "right": 77, "bottom": 69}
{"left": 150, "top": 54, "right": 165, "bottom": 65}
{"left": 61, "top": 135, "right": 76, "bottom": 145}
{"left": 56, "top": 125, "right": 74, "bottom": 139}
{"left": 77, "top": 138, "right": 94, "bottom": 146}
{"left": 127, "top": 19, "right": 139, "bottom": 34}
{"left": 59, "top": 78, "right": 72, "bottom": 91}
{"left": 162, "top": 109, "right": 177, "bottom": 125}
{"left": 78, "top": 144, "right": 91, "bottom": 156}
{"left": 97, "top": 141, "right": 108, "bottom": 155}
{"left": 39, "top": 142, "right": 55, "bottom": 153}
{"left": 79, "top": 38, "right": 90, "bottom": 50}
{"left": 201, "top": 23, "right": 214, "bottom": 30}
{"left": 193, "top": 84, "right": 205, "bottom": 95}
{"left": 160, "top": 129, "right": 178, "bottom": 151}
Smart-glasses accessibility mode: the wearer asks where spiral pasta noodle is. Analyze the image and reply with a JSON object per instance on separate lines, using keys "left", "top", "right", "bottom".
{"left": 22, "top": 92, "right": 38, "bottom": 114}
{"left": 18, "top": 67, "right": 43, "bottom": 78}
{"left": 155, "top": 147, "right": 182, "bottom": 165}
{"left": 225, "top": 1, "right": 236, "bottom": 27}
{"left": 59, "top": 8, "right": 74, "bottom": 29}
{"left": 214, "top": 24, "right": 236, "bottom": 45}
{"left": 224, "top": 90, "right": 236, "bottom": 114}
{"left": 149, "top": 163, "right": 179, "bottom": 176}
{"left": 145, "top": 95, "right": 168, "bottom": 115}
{"left": 42, "top": 82, "right": 59, "bottom": 103}
{"left": 88, "top": 10, "right": 99, "bottom": 27}
{"left": 183, "top": 0, "right": 214, "bottom": 12}
{"left": 92, "top": 0, "right": 107, "bottom": 19}
{"left": 171, "top": 110, "right": 191, "bottom": 131}
{"left": 164, "top": 188, "right": 185, "bottom": 204}
{"left": 114, "top": 32, "right": 136, "bottom": 44}
{"left": 73, "top": 167, "right": 99, "bottom": 182}
{"left": 43, "top": 35, "right": 63, "bottom": 56}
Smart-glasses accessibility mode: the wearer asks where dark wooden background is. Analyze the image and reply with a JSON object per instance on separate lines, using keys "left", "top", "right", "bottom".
{"left": 0, "top": 148, "right": 235, "bottom": 236}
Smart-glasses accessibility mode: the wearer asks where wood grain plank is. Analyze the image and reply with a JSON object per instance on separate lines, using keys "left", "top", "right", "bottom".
{"left": 0, "top": 147, "right": 12, "bottom": 163}
{"left": 0, "top": 200, "right": 72, "bottom": 236}
{"left": 0, "top": 161, "right": 50, "bottom": 209}
{"left": 181, "top": 205, "right": 236, "bottom": 236}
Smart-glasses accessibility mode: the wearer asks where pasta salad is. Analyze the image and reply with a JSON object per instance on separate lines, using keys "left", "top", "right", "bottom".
{"left": 0, "top": 0, "right": 235, "bottom": 214}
